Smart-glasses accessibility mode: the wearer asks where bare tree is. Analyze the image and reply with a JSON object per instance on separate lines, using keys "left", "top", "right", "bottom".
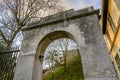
{"left": 0, "top": 0, "right": 62, "bottom": 49}
{"left": 44, "top": 38, "right": 78, "bottom": 72}
{"left": 0, "top": 42, "right": 7, "bottom": 51}
{"left": 56, "top": 38, "right": 70, "bottom": 71}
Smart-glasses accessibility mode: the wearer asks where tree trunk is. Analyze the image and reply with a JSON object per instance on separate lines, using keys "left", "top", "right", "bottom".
{"left": 64, "top": 50, "right": 67, "bottom": 72}
{"left": 7, "top": 42, "right": 12, "bottom": 50}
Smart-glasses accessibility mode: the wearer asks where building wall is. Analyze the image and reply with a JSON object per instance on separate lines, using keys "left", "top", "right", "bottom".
{"left": 103, "top": 0, "right": 120, "bottom": 78}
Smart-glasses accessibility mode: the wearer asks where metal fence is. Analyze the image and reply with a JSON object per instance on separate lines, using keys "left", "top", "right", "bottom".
{"left": 0, "top": 48, "right": 20, "bottom": 80}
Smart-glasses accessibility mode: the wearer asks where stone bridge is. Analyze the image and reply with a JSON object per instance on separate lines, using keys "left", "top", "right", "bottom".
{"left": 14, "top": 7, "right": 117, "bottom": 80}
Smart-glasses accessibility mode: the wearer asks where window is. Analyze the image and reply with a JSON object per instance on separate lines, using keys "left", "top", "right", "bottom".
{"left": 114, "top": 0, "right": 120, "bottom": 12}
{"left": 107, "top": 13, "right": 116, "bottom": 34}
{"left": 115, "top": 54, "right": 120, "bottom": 71}
{"left": 118, "top": 17, "right": 120, "bottom": 26}
{"left": 106, "top": 29, "right": 112, "bottom": 45}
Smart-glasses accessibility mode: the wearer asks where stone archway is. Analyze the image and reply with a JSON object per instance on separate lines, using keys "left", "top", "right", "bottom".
{"left": 14, "top": 7, "right": 117, "bottom": 80}
{"left": 32, "top": 31, "right": 79, "bottom": 80}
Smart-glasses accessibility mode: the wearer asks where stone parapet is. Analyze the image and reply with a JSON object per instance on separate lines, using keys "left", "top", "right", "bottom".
{"left": 22, "top": 6, "right": 99, "bottom": 31}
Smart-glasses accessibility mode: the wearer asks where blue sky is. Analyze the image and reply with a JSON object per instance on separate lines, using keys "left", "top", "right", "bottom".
{"left": 61, "top": 0, "right": 101, "bottom": 10}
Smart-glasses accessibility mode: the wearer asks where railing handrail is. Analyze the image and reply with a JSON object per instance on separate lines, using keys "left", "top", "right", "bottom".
{"left": 0, "top": 50, "right": 20, "bottom": 55}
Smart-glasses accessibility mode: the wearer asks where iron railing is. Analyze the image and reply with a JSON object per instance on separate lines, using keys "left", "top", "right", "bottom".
{"left": 0, "top": 48, "right": 20, "bottom": 80}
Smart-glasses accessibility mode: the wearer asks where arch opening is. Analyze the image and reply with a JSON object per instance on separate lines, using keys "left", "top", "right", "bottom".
{"left": 33, "top": 31, "right": 84, "bottom": 80}
{"left": 43, "top": 38, "right": 84, "bottom": 80}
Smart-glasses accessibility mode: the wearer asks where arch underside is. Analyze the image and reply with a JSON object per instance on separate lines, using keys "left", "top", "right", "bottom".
{"left": 33, "top": 31, "right": 79, "bottom": 80}
{"left": 37, "top": 31, "right": 76, "bottom": 56}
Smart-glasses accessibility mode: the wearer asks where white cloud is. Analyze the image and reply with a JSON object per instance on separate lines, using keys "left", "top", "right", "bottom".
{"left": 58, "top": 0, "right": 74, "bottom": 10}
{"left": 60, "top": 0, "right": 101, "bottom": 10}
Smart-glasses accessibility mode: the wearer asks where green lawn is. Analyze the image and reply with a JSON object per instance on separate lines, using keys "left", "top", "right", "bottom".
{"left": 43, "top": 54, "right": 84, "bottom": 80}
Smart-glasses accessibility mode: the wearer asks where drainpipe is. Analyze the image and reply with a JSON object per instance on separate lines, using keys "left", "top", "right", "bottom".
{"left": 102, "top": 0, "right": 109, "bottom": 34}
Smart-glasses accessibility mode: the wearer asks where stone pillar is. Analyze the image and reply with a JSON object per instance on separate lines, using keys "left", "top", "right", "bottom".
{"left": 79, "top": 45, "right": 117, "bottom": 80}
{"left": 77, "top": 15, "right": 117, "bottom": 80}
{"left": 13, "top": 54, "right": 35, "bottom": 80}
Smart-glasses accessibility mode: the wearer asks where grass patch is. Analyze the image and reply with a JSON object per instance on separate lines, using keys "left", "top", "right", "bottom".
{"left": 43, "top": 54, "right": 84, "bottom": 80}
